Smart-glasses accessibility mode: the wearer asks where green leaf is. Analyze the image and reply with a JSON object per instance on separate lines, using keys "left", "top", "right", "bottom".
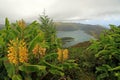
{"left": 10, "top": 28, "right": 20, "bottom": 38}
{"left": 109, "top": 66, "right": 120, "bottom": 71}
{"left": 42, "top": 60, "right": 63, "bottom": 71}
{"left": 0, "top": 37, "right": 5, "bottom": 46}
{"left": 0, "top": 57, "right": 6, "bottom": 63}
{"left": 28, "top": 32, "right": 45, "bottom": 51}
{"left": 19, "top": 63, "right": 46, "bottom": 72}
{"left": 66, "top": 60, "right": 76, "bottom": 63}
{"left": 62, "top": 62, "right": 78, "bottom": 69}
{"left": 44, "top": 53, "right": 58, "bottom": 60}
{"left": 109, "top": 24, "right": 117, "bottom": 30}
{"left": 97, "top": 73, "right": 109, "bottom": 80}
{"left": 49, "top": 69, "right": 64, "bottom": 76}
{"left": 12, "top": 74, "right": 22, "bottom": 80}
{"left": 115, "top": 72, "right": 120, "bottom": 79}
{"left": 3, "top": 57, "right": 15, "bottom": 78}
{"left": 95, "top": 50, "right": 109, "bottom": 57}
{"left": 16, "top": 25, "right": 22, "bottom": 33}
{"left": 29, "top": 21, "right": 39, "bottom": 26}
{"left": 5, "top": 18, "right": 10, "bottom": 30}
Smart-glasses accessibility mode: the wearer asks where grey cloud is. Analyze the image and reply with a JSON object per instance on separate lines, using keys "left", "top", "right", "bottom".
{"left": 0, "top": 0, "right": 120, "bottom": 23}
{"left": 48, "top": 0, "right": 120, "bottom": 20}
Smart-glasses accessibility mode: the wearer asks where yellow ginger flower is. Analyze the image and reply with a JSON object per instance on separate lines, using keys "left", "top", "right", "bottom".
{"left": 7, "top": 38, "right": 28, "bottom": 65}
{"left": 57, "top": 48, "right": 69, "bottom": 62}
{"left": 17, "top": 19, "right": 26, "bottom": 29}
{"left": 39, "top": 47, "right": 46, "bottom": 56}
{"left": 18, "top": 40, "right": 28, "bottom": 63}
{"left": 32, "top": 44, "right": 46, "bottom": 57}
{"left": 32, "top": 44, "right": 39, "bottom": 55}
{"left": 7, "top": 47, "right": 18, "bottom": 65}
{"left": 57, "top": 48, "right": 63, "bottom": 61}
{"left": 63, "top": 49, "right": 69, "bottom": 60}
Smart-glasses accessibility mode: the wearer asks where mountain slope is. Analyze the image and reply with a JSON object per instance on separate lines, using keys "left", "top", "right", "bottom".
{"left": 0, "top": 24, "right": 4, "bottom": 29}
{"left": 55, "top": 22, "right": 107, "bottom": 37}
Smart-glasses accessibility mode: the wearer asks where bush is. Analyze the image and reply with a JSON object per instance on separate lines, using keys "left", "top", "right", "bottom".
{"left": 88, "top": 25, "right": 120, "bottom": 80}
{"left": 68, "top": 46, "right": 96, "bottom": 80}
{"left": 0, "top": 16, "right": 77, "bottom": 80}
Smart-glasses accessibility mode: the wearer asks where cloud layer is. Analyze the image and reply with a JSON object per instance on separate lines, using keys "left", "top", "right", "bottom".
{"left": 0, "top": 0, "right": 120, "bottom": 23}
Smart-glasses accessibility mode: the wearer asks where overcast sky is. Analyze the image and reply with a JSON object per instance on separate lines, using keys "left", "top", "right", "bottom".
{"left": 0, "top": 0, "right": 120, "bottom": 26}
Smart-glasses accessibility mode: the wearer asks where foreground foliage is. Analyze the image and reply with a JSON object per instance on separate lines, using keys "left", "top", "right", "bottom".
{"left": 0, "top": 15, "right": 120, "bottom": 80}
{"left": 88, "top": 25, "right": 120, "bottom": 80}
{"left": 68, "top": 25, "right": 120, "bottom": 80}
{"left": 0, "top": 15, "right": 77, "bottom": 80}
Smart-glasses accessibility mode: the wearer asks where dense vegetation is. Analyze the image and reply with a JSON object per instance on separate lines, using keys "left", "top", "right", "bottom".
{"left": 88, "top": 25, "right": 120, "bottom": 80}
{"left": 0, "top": 15, "right": 120, "bottom": 80}
{"left": 0, "top": 15, "right": 77, "bottom": 80}
{"left": 69, "top": 24, "right": 120, "bottom": 80}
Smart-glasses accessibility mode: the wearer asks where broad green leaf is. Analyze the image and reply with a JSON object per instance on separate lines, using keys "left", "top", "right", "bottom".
{"left": 109, "top": 66, "right": 120, "bottom": 71}
{"left": 0, "top": 37, "right": 4, "bottom": 46}
{"left": 95, "top": 50, "right": 109, "bottom": 57}
{"left": 19, "top": 63, "right": 46, "bottom": 72}
{"left": 12, "top": 74, "right": 22, "bottom": 80}
{"left": 42, "top": 60, "right": 63, "bottom": 71}
{"left": 44, "top": 53, "right": 58, "bottom": 60}
{"left": 3, "top": 57, "right": 15, "bottom": 78}
{"left": 97, "top": 73, "right": 109, "bottom": 80}
{"left": 28, "top": 32, "right": 45, "bottom": 51}
{"left": 66, "top": 60, "right": 76, "bottom": 63}
{"left": 16, "top": 25, "right": 21, "bottom": 33}
{"left": 49, "top": 69, "right": 64, "bottom": 76}
{"left": 62, "top": 62, "right": 78, "bottom": 69}
{"left": 115, "top": 72, "right": 120, "bottom": 77}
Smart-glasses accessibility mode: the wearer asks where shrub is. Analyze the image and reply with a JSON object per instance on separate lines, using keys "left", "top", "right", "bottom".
{"left": 88, "top": 25, "right": 120, "bottom": 80}
{"left": 0, "top": 16, "right": 77, "bottom": 80}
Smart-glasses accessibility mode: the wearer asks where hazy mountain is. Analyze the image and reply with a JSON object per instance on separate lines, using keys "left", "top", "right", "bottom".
{"left": 0, "top": 24, "right": 4, "bottom": 29}
{"left": 55, "top": 22, "right": 107, "bottom": 37}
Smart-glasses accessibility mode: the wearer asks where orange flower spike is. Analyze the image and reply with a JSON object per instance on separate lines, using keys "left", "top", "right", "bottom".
{"left": 12, "top": 58, "right": 18, "bottom": 65}
{"left": 18, "top": 20, "right": 26, "bottom": 29}
{"left": 32, "top": 44, "right": 46, "bottom": 57}
{"left": 42, "top": 48, "right": 46, "bottom": 56}
{"left": 7, "top": 39, "right": 18, "bottom": 65}
{"left": 63, "top": 49, "right": 69, "bottom": 61}
{"left": 8, "top": 53, "right": 15, "bottom": 63}
{"left": 57, "top": 48, "right": 69, "bottom": 62}
{"left": 19, "top": 40, "right": 28, "bottom": 63}
{"left": 7, "top": 38, "right": 28, "bottom": 65}
{"left": 32, "top": 44, "right": 39, "bottom": 55}
{"left": 39, "top": 47, "right": 46, "bottom": 56}
{"left": 19, "top": 46, "right": 28, "bottom": 63}
{"left": 57, "top": 48, "right": 63, "bottom": 62}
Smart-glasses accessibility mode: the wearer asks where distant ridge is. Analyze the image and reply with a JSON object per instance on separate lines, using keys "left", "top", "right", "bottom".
{"left": 55, "top": 22, "right": 107, "bottom": 38}
{"left": 0, "top": 24, "right": 4, "bottom": 29}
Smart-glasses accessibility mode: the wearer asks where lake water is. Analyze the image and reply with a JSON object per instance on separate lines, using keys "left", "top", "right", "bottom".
{"left": 57, "top": 30, "right": 94, "bottom": 47}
